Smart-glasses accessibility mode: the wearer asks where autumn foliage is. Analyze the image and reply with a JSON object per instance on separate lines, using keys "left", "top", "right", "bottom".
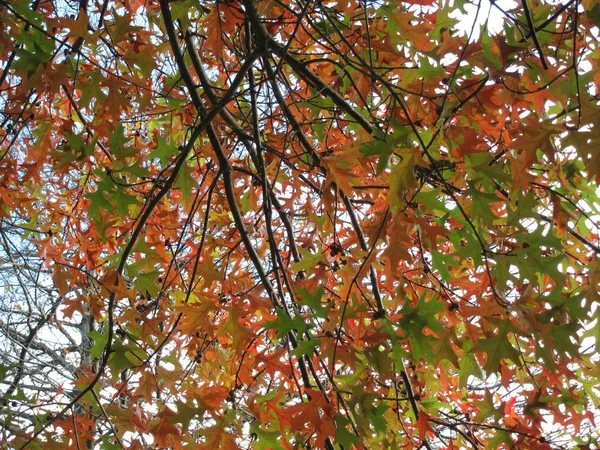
{"left": 1, "top": 0, "right": 600, "bottom": 448}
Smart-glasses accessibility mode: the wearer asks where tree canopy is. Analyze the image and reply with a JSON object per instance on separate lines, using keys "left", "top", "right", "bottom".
{"left": 1, "top": 0, "right": 600, "bottom": 448}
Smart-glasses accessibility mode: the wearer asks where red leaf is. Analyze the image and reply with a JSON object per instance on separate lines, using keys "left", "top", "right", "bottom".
{"left": 417, "top": 411, "right": 434, "bottom": 439}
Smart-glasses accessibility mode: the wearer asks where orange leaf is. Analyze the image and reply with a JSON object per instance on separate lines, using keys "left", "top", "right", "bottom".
{"left": 148, "top": 407, "right": 181, "bottom": 449}
{"left": 417, "top": 411, "right": 434, "bottom": 439}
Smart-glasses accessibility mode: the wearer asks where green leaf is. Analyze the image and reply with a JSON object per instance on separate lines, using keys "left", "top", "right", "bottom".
{"left": 297, "top": 287, "right": 331, "bottom": 318}
{"left": 99, "top": 436, "right": 123, "bottom": 450}
{"left": 13, "top": 43, "right": 51, "bottom": 77}
{"left": 88, "top": 330, "right": 109, "bottom": 359}
{"left": 507, "top": 192, "right": 537, "bottom": 226}
{"left": 250, "top": 423, "right": 287, "bottom": 450}
{"left": 459, "top": 340, "right": 483, "bottom": 388}
{"left": 264, "top": 308, "right": 309, "bottom": 339}
{"left": 49, "top": 148, "right": 79, "bottom": 170}
{"left": 474, "top": 390, "right": 503, "bottom": 422}
{"left": 470, "top": 321, "right": 522, "bottom": 375}
{"left": 368, "top": 402, "right": 389, "bottom": 433}
{"left": 122, "top": 161, "right": 151, "bottom": 178}
{"left": 583, "top": 313, "right": 600, "bottom": 353}
{"left": 382, "top": 318, "right": 412, "bottom": 362}
{"left": 540, "top": 387, "right": 586, "bottom": 408}
{"left": 49, "top": 133, "right": 95, "bottom": 169}
{"left": 291, "top": 337, "right": 320, "bottom": 358}
{"left": 482, "top": 34, "right": 501, "bottom": 69}
{"left": 239, "top": 189, "right": 251, "bottom": 214}
{"left": 174, "top": 161, "right": 198, "bottom": 203}
{"left": 85, "top": 174, "right": 114, "bottom": 222}
{"left": 11, "top": 0, "right": 45, "bottom": 27}
{"left": 335, "top": 415, "right": 359, "bottom": 448}
{"left": 465, "top": 152, "right": 511, "bottom": 183}
{"left": 110, "top": 124, "right": 137, "bottom": 160}
{"left": 171, "top": 400, "right": 199, "bottom": 433}
{"left": 110, "top": 341, "right": 147, "bottom": 372}
{"left": 110, "top": 187, "right": 140, "bottom": 219}
{"left": 549, "top": 321, "right": 580, "bottom": 357}
{"left": 0, "top": 364, "right": 15, "bottom": 383}
{"left": 388, "top": 148, "right": 423, "bottom": 212}
{"left": 360, "top": 138, "right": 396, "bottom": 174}
{"left": 416, "top": 55, "right": 445, "bottom": 79}
{"left": 430, "top": 250, "right": 455, "bottom": 283}
{"left": 290, "top": 249, "right": 326, "bottom": 273}
{"left": 587, "top": 3, "right": 600, "bottom": 27}
{"left": 136, "top": 271, "right": 161, "bottom": 296}
{"left": 109, "top": 12, "right": 136, "bottom": 43}
{"left": 79, "top": 70, "right": 107, "bottom": 109}
{"left": 360, "top": 127, "right": 409, "bottom": 174}
{"left": 469, "top": 187, "right": 500, "bottom": 225}
{"left": 431, "top": 333, "right": 459, "bottom": 368}
{"left": 361, "top": 345, "right": 393, "bottom": 377}
{"left": 399, "top": 296, "right": 445, "bottom": 361}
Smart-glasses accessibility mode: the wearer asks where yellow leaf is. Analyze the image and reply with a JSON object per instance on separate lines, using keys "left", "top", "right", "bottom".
{"left": 387, "top": 148, "right": 425, "bottom": 211}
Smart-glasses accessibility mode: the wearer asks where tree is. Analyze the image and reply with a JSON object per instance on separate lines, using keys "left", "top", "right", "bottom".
{"left": 1, "top": 0, "right": 600, "bottom": 448}
{"left": 0, "top": 225, "right": 96, "bottom": 443}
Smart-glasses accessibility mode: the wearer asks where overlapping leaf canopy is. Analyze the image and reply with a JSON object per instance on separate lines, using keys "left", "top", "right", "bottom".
{"left": 1, "top": 0, "right": 600, "bottom": 448}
